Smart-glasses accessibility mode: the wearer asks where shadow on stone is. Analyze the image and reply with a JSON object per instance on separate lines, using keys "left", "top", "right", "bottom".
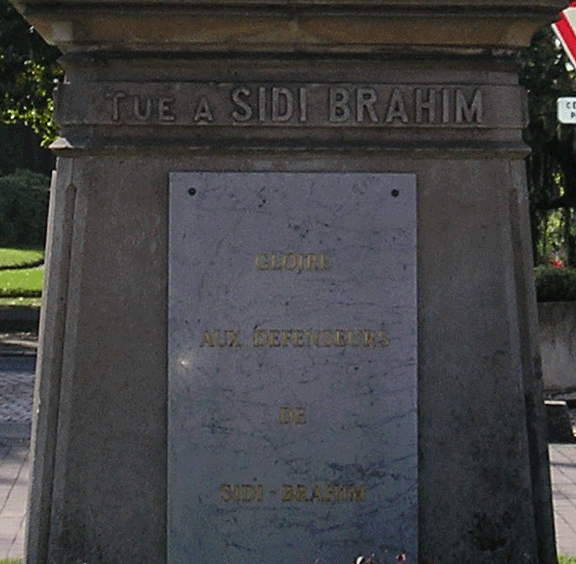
{"left": 545, "top": 400, "right": 575, "bottom": 443}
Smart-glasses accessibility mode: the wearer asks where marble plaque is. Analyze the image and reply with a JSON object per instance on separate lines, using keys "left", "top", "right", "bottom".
{"left": 168, "top": 172, "right": 418, "bottom": 564}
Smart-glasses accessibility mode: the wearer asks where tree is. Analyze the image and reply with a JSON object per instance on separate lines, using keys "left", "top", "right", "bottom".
{"left": 521, "top": 26, "right": 576, "bottom": 265}
{"left": 0, "top": 0, "right": 61, "bottom": 145}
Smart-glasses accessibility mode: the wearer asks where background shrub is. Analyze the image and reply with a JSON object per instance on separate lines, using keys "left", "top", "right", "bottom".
{"left": 0, "top": 169, "right": 49, "bottom": 246}
{"left": 535, "top": 266, "right": 576, "bottom": 302}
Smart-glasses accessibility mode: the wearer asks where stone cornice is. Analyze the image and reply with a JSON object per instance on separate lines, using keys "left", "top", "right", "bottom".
{"left": 9, "top": 0, "right": 568, "bottom": 53}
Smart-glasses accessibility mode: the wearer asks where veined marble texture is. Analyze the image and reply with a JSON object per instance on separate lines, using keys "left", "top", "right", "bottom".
{"left": 168, "top": 172, "right": 418, "bottom": 564}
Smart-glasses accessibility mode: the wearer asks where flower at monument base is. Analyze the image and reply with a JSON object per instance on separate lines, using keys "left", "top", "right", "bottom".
{"left": 395, "top": 554, "right": 406, "bottom": 563}
{"left": 549, "top": 259, "right": 563, "bottom": 268}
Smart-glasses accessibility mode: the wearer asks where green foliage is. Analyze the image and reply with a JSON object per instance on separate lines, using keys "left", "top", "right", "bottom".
{"left": 535, "top": 265, "right": 576, "bottom": 301}
{"left": 521, "top": 27, "right": 576, "bottom": 265}
{"left": 0, "top": 169, "right": 49, "bottom": 246}
{"left": 0, "top": 0, "right": 61, "bottom": 144}
{"left": 558, "top": 557, "right": 576, "bottom": 564}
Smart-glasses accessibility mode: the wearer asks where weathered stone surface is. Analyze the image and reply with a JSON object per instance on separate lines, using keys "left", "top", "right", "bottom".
{"left": 539, "top": 302, "right": 576, "bottom": 392}
{"left": 11, "top": 0, "right": 566, "bottom": 52}
{"left": 12, "top": 1, "right": 563, "bottom": 564}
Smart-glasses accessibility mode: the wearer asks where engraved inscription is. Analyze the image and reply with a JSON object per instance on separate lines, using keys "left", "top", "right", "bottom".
{"left": 107, "top": 91, "right": 176, "bottom": 122}
{"left": 252, "top": 329, "right": 390, "bottom": 347}
{"left": 279, "top": 406, "right": 307, "bottom": 425}
{"left": 66, "top": 83, "right": 486, "bottom": 128}
{"left": 218, "top": 483, "right": 365, "bottom": 503}
{"left": 254, "top": 252, "right": 330, "bottom": 271}
{"left": 220, "top": 484, "right": 264, "bottom": 503}
{"left": 169, "top": 172, "right": 418, "bottom": 564}
{"left": 282, "top": 484, "right": 365, "bottom": 503}
{"left": 199, "top": 330, "right": 242, "bottom": 347}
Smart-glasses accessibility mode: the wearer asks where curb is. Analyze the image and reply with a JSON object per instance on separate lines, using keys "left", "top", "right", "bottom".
{"left": 0, "top": 422, "right": 31, "bottom": 443}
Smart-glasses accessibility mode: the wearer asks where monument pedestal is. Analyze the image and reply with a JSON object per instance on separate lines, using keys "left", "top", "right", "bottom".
{"left": 9, "top": 1, "right": 564, "bottom": 563}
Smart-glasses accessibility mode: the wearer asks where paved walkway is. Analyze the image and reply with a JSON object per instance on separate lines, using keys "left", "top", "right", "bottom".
{"left": 550, "top": 444, "right": 576, "bottom": 556}
{"left": 0, "top": 437, "right": 29, "bottom": 560}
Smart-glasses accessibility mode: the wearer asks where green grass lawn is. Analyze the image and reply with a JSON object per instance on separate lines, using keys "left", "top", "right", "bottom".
{"left": 0, "top": 246, "right": 43, "bottom": 307}
{"left": 0, "top": 247, "right": 43, "bottom": 268}
{"left": 0, "top": 267, "right": 43, "bottom": 296}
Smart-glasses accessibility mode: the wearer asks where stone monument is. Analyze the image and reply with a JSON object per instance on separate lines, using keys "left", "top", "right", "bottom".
{"left": 8, "top": 1, "right": 564, "bottom": 563}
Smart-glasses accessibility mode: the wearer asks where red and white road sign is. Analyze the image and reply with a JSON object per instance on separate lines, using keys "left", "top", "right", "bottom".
{"left": 553, "top": 2, "right": 576, "bottom": 67}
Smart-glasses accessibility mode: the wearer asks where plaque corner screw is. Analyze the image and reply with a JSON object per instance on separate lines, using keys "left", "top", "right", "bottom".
{"left": 391, "top": 189, "right": 400, "bottom": 198}
{"left": 188, "top": 187, "right": 197, "bottom": 196}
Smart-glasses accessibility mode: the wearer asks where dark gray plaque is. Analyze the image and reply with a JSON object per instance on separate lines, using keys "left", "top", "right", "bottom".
{"left": 168, "top": 172, "right": 418, "bottom": 564}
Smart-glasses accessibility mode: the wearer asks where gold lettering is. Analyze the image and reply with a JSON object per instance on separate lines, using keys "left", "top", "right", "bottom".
{"left": 279, "top": 406, "right": 292, "bottom": 424}
{"left": 199, "top": 331, "right": 213, "bottom": 347}
{"left": 296, "top": 484, "right": 307, "bottom": 501}
{"left": 269, "top": 330, "right": 281, "bottom": 347}
{"left": 254, "top": 252, "right": 268, "bottom": 270}
{"left": 253, "top": 329, "right": 267, "bottom": 347}
{"left": 350, "top": 485, "right": 365, "bottom": 502}
{"left": 321, "top": 330, "right": 333, "bottom": 347}
{"left": 281, "top": 330, "right": 292, "bottom": 347}
{"left": 254, "top": 252, "right": 331, "bottom": 272}
{"left": 227, "top": 330, "right": 241, "bottom": 347}
{"left": 347, "top": 330, "right": 360, "bottom": 347}
{"left": 279, "top": 406, "right": 307, "bottom": 424}
{"left": 295, "top": 407, "right": 306, "bottom": 424}
{"left": 377, "top": 330, "right": 390, "bottom": 347}
{"left": 220, "top": 484, "right": 264, "bottom": 502}
{"left": 241, "top": 484, "right": 261, "bottom": 502}
{"left": 282, "top": 484, "right": 293, "bottom": 501}
{"left": 335, "top": 330, "right": 346, "bottom": 347}
{"left": 213, "top": 330, "right": 226, "bottom": 348}
{"left": 279, "top": 483, "right": 365, "bottom": 502}
{"left": 292, "top": 330, "right": 305, "bottom": 347}
{"left": 219, "top": 484, "right": 232, "bottom": 502}
{"left": 318, "top": 254, "right": 330, "bottom": 270}
{"left": 364, "top": 330, "right": 375, "bottom": 347}
{"left": 250, "top": 328, "right": 390, "bottom": 348}
{"left": 282, "top": 253, "right": 297, "bottom": 270}
{"left": 311, "top": 485, "right": 323, "bottom": 502}
{"left": 270, "top": 253, "right": 282, "bottom": 270}
{"left": 306, "top": 331, "right": 319, "bottom": 346}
